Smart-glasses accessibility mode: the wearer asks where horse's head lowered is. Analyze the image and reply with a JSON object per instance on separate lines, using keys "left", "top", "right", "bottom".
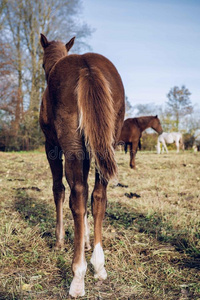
{"left": 40, "top": 33, "right": 75, "bottom": 80}
{"left": 151, "top": 115, "right": 163, "bottom": 134}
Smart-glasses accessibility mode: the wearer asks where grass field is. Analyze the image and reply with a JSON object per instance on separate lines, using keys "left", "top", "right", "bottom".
{"left": 0, "top": 149, "right": 200, "bottom": 300}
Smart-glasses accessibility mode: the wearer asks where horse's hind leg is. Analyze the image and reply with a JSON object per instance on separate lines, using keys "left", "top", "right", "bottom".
{"left": 64, "top": 152, "right": 90, "bottom": 298}
{"left": 130, "top": 142, "right": 137, "bottom": 169}
{"left": 176, "top": 140, "right": 180, "bottom": 153}
{"left": 90, "top": 170, "right": 108, "bottom": 280}
{"left": 45, "top": 142, "right": 65, "bottom": 249}
{"left": 162, "top": 141, "right": 168, "bottom": 153}
{"left": 84, "top": 211, "right": 91, "bottom": 251}
{"left": 82, "top": 155, "right": 91, "bottom": 251}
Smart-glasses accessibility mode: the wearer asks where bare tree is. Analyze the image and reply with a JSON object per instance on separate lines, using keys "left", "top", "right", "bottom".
{"left": 166, "top": 85, "right": 193, "bottom": 130}
{"left": 134, "top": 103, "right": 162, "bottom": 117}
{"left": 0, "top": 0, "right": 92, "bottom": 149}
{"left": 125, "top": 96, "right": 133, "bottom": 118}
{"left": 0, "top": 38, "right": 24, "bottom": 142}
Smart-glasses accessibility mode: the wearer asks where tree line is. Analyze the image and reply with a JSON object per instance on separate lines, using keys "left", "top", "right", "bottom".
{"left": 0, "top": 0, "right": 92, "bottom": 150}
{"left": 126, "top": 85, "right": 200, "bottom": 150}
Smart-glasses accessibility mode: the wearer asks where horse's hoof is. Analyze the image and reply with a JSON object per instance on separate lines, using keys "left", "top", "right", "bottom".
{"left": 54, "top": 241, "right": 64, "bottom": 250}
{"left": 69, "top": 277, "right": 85, "bottom": 298}
{"left": 94, "top": 267, "right": 107, "bottom": 280}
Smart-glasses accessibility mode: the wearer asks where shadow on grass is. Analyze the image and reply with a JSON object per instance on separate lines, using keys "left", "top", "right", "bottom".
{"left": 13, "top": 188, "right": 75, "bottom": 296}
{"left": 106, "top": 202, "right": 200, "bottom": 267}
{"left": 14, "top": 188, "right": 74, "bottom": 248}
{"left": 56, "top": 254, "right": 73, "bottom": 285}
{"left": 0, "top": 292, "right": 19, "bottom": 300}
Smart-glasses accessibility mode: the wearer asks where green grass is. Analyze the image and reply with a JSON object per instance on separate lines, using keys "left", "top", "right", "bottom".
{"left": 0, "top": 150, "right": 200, "bottom": 299}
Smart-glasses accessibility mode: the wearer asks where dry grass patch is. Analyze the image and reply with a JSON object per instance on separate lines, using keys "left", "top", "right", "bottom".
{"left": 0, "top": 150, "right": 200, "bottom": 299}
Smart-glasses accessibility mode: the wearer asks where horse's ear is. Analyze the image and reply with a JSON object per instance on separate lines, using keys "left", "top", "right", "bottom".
{"left": 155, "top": 115, "right": 158, "bottom": 118}
{"left": 40, "top": 33, "right": 49, "bottom": 49}
{"left": 66, "top": 37, "right": 75, "bottom": 52}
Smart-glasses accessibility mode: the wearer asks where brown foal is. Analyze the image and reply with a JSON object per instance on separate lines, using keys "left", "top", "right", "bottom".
{"left": 40, "top": 34, "right": 125, "bottom": 297}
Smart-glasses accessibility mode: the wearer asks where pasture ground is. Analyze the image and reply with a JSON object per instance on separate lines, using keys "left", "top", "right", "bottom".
{"left": 0, "top": 150, "right": 200, "bottom": 299}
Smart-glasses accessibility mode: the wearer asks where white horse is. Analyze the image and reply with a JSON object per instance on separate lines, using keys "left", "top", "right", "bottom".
{"left": 157, "top": 132, "right": 184, "bottom": 154}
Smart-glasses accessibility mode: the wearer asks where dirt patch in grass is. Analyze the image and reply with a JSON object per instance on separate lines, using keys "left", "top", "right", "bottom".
{"left": 0, "top": 150, "right": 200, "bottom": 299}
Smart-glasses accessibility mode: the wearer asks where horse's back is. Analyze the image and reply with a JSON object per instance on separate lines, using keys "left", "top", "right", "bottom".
{"left": 48, "top": 53, "right": 124, "bottom": 142}
{"left": 159, "top": 132, "right": 182, "bottom": 144}
{"left": 171, "top": 132, "right": 182, "bottom": 140}
{"left": 119, "top": 118, "right": 141, "bottom": 143}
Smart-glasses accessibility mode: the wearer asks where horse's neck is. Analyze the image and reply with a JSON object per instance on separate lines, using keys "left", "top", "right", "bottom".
{"left": 45, "top": 50, "right": 67, "bottom": 80}
{"left": 137, "top": 117, "right": 152, "bottom": 132}
{"left": 45, "top": 56, "right": 62, "bottom": 79}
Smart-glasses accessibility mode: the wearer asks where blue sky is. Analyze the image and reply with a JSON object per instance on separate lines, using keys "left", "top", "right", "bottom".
{"left": 82, "top": 0, "right": 200, "bottom": 108}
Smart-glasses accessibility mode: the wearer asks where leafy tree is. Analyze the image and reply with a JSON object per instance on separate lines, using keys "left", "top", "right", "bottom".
{"left": 166, "top": 85, "right": 193, "bottom": 130}
{"left": 140, "top": 132, "right": 158, "bottom": 151}
{"left": 134, "top": 103, "right": 162, "bottom": 117}
{"left": 159, "top": 110, "right": 177, "bottom": 132}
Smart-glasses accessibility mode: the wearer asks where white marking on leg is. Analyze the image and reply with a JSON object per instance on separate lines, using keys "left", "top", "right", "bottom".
{"left": 176, "top": 142, "right": 179, "bottom": 153}
{"left": 84, "top": 214, "right": 91, "bottom": 250}
{"left": 69, "top": 259, "right": 87, "bottom": 297}
{"left": 90, "top": 242, "right": 107, "bottom": 280}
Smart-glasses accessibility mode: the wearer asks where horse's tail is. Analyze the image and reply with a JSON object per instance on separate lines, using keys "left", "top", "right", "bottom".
{"left": 124, "top": 143, "right": 128, "bottom": 154}
{"left": 76, "top": 66, "right": 117, "bottom": 181}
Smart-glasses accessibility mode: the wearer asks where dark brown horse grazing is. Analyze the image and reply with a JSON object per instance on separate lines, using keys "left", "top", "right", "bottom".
{"left": 118, "top": 116, "right": 163, "bottom": 169}
{"left": 40, "top": 34, "right": 125, "bottom": 297}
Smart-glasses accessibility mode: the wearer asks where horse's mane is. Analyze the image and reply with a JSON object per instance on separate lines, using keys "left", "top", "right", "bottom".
{"left": 134, "top": 116, "right": 155, "bottom": 128}
{"left": 44, "top": 41, "right": 68, "bottom": 78}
